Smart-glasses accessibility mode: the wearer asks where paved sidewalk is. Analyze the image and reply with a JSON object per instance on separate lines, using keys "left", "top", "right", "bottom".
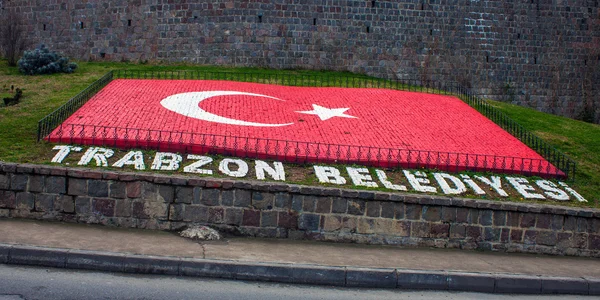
{"left": 1, "top": 218, "right": 599, "bottom": 295}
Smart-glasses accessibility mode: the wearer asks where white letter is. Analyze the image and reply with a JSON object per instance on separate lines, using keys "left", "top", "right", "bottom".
{"left": 78, "top": 147, "right": 114, "bottom": 167}
{"left": 433, "top": 173, "right": 467, "bottom": 195}
{"left": 113, "top": 151, "right": 145, "bottom": 170}
{"left": 219, "top": 158, "right": 248, "bottom": 178}
{"left": 255, "top": 160, "right": 286, "bottom": 181}
{"left": 375, "top": 169, "right": 407, "bottom": 191}
{"left": 558, "top": 182, "right": 588, "bottom": 202}
{"left": 347, "top": 167, "right": 378, "bottom": 188}
{"left": 535, "top": 180, "right": 569, "bottom": 201}
{"left": 51, "top": 145, "right": 82, "bottom": 163}
{"left": 474, "top": 175, "right": 509, "bottom": 197}
{"left": 460, "top": 175, "right": 486, "bottom": 195}
{"left": 506, "top": 177, "right": 545, "bottom": 199}
{"left": 183, "top": 155, "right": 213, "bottom": 175}
{"left": 314, "top": 166, "right": 346, "bottom": 185}
{"left": 151, "top": 152, "right": 183, "bottom": 171}
{"left": 403, "top": 170, "right": 437, "bottom": 193}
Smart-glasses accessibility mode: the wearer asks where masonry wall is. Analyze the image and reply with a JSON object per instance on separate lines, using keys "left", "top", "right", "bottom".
{"left": 2, "top": 0, "right": 599, "bottom": 122}
{"left": 1, "top": 162, "right": 599, "bottom": 257}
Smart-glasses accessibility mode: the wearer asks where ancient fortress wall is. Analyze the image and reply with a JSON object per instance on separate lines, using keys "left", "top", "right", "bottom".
{"left": 3, "top": 0, "right": 599, "bottom": 120}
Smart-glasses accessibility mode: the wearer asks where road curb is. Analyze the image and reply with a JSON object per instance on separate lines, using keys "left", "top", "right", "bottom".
{"left": 0, "top": 243, "right": 597, "bottom": 295}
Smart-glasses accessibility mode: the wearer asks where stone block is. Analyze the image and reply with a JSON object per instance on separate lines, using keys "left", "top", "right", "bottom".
{"left": 393, "top": 220, "right": 411, "bottom": 236}
{"left": 169, "top": 204, "right": 184, "bottom": 221}
{"left": 299, "top": 213, "right": 320, "bottom": 231}
{"left": 92, "top": 198, "right": 115, "bottom": 217}
{"left": 0, "top": 191, "right": 16, "bottom": 208}
{"left": 394, "top": 203, "right": 405, "bottom": 219}
{"left": 465, "top": 225, "right": 482, "bottom": 241}
{"left": 510, "top": 229, "right": 524, "bottom": 243}
{"left": 28, "top": 175, "right": 45, "bottom": 193}
{"left": 479, "top": 210, "right": 493, "bottom": 226}
{"left": 45, "top": 176, "right": 66, "bottom": 194}
{"left": 366, "top": 201, "right": 381, "bottom": 217}
{"left": 109, "top": 182, "right": 126, "bottom": 199}
{"left": 0, "top": 174, "right": 9, "bottom": 189}
{"left": 242, "top": 209, "right": 261, "bottom": 227}
{"left": 536, "top": 214, "right": 552, "bottom": 229}
{"left": 302, "top": 195, "right": 317, "bottom": 212}
{"left": 221, "top": 190, "right": 234, "bottom": 206}
{"left": 467, "top": 209, "right": 479, "bottom": 224}
{"left": 202, "top": 189, "right": 221, "bottom": 206}
{"left": 35, "top": 194, "right": 55, "bottom": 212}
{"left": 456, "top": 208, "right": 468, "bottom": 223}
{"left": 411, "top": 222, "right": 431, "bottom": 238}
{"left": 175, "top": 187, "right": 193, "bottom": 204}
{"left": 10, "top": 174, "right": 28, "bottom": 191}
{"left": 234, "top": 189, "right": 251, "bottom": 207}
{"left": 126, "top": 182, "right": 142, "bottom": 198}
{"left": 422, "top": 206, "right": 441, "bottom": 222}
{"left": 75, "top": 196, "right": 91, "bottom": 214}
{"left": 449, "top": 224, "right": 466, "bottom": 239}
{"left": 183, "top": 205, "right": 209, "bottom": 223}
{"left": 506, "top": 211, "right": 520, "bottom": 227}
{"left": 132, "top": 201, "right": 148, "bottom": 219}
{"left": 315, "top": 197, "right": 332, "bottom": 214}
{"left": 520, "top": 213, "right": 536, "bottom": 228}
{"left": 483, "top": 227, "right": 501, "bottom": 242}
{"left": 224, "top": 208, "right": 243, "bottom": 225}
{"left": 380, "top": 202, "right": 394, "bottom": 218}
{"left": 208, "top": 207, "right": 224, "bottom": 223}
{"left": 536, "top": 231, "right": 557, "bottom": 246}
{"left": 323, "top": 215, "right": 342, "bottom": 232}
{"left": 589, "top": 234, "right": 600, "bottom": 250}
{"left": 405, "top": 204, "right": 422, "bottom": 220}
{"left": 157, "top": 185, "right": 174, "bottom": 203}
{"left": 291, "top": 195, "right": 304, "bottom": 212}
{"left": 16, "top": 192, "right": 35, "bottom": 210}
{"left": 58, "top": 195, "right": 74, "bottom": 213}
{"left": 331, "top": 197, "right": 347, "bottom": 214}
{"left": 115, "top": 199, "right": 132, "bottom": 217}
{"left": 524, "top": 230, "right": 538, "bottom": 245}
{"left": 441, "top": 207, "right": 456, "bottom": 222}
{"left": 430, "top": 223, "right": 450, "bottom": 238}
{"left": 261, "top": 211, "right": 278, "bottom": 227}
{"left": 492, "top": 211, "right": 506, "bottom": 226}
{"left": 278, "top": 212, "right": 298, "bottom": 229}
{"left": 88, "top": 180, "right": 108, "bottom": 197}
{"left": 347, "top": 199, "right": 365, "bottom": 215}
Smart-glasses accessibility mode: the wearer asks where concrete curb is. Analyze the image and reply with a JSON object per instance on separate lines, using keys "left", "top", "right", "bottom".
{"left": 0, "top": 243, "right": 597, "bottom": 295}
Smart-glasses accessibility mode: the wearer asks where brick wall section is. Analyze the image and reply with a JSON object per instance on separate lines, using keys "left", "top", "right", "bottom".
{"left": 2, "top": 0, "right": 599, "bottom": 121}
{"left": 1, "top": 161, "right": 600, "bottom": 257}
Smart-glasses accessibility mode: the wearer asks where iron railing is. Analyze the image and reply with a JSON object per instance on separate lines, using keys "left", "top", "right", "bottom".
{"left": 37, "top": 70, "right": 577, "bottom": 180}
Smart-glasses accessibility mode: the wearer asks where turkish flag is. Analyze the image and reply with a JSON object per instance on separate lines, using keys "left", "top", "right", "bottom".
{"left": 48, "top": 79, "right": 560, "bottom": 177}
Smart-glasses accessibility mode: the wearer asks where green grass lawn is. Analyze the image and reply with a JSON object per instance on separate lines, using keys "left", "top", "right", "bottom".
{"left": 1, "top": 60, "right": 598, "bottom": 207}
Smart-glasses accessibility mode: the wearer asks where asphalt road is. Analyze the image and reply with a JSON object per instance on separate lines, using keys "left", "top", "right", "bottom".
{"left": 0, "top": 264, "right": 598, "bottom": 300}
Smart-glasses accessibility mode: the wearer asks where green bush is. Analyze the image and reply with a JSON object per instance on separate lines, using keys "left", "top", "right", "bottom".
{"left": 18, "top": 45, "right": 77, "bottom": 75}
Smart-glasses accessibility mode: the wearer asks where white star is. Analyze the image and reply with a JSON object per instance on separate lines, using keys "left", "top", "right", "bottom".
{"left": 296, "top": 104, "right": 358, "bottom": 121}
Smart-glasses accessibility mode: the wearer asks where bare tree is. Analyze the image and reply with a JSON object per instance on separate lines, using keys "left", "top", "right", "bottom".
{"left": 0, "top": 10, "right": 28, "bottom": 66}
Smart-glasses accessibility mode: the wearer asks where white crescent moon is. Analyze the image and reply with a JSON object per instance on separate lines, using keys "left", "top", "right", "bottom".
{"left": 160, "top": 91, "right": 294, "bottom": 127}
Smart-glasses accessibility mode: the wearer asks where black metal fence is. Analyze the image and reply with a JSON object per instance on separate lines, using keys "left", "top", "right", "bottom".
{"left": 37, "top": 70, "right": 577, "bottom": 180}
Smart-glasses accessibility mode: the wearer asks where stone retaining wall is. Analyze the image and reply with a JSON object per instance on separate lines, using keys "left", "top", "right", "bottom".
{"left": 1, "top": 162, "right": 599, "bottom": 257}
{"left": 2, "top": 0, "right": 599, "bottom": 122}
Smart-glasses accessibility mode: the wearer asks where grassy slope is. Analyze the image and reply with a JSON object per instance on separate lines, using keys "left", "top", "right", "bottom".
{"left": 489, "top": 100, "right": 600, "bottom": 204}
{"left": 1, "top": 60, "right": 598, "bottom": 206}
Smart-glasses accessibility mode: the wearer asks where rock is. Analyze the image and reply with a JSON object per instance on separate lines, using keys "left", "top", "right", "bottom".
{"left": 180, "top": 225, "right": 221, "bottom": 241}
